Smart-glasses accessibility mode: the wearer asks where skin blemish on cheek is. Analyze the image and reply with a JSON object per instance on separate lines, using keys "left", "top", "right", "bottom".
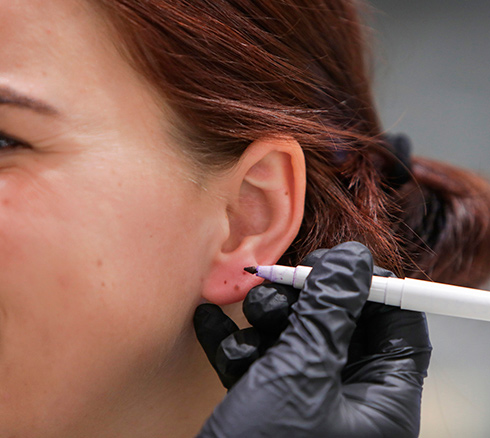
{"left": 2, "top": 199, "right": 11, "bottom": 206}
{"left": 234, "top": 285, "right": 239, "bottom": 291}
{"left": 96, "top": 259, "right": 103, "bottom": 267}
{"left": 284, "top": 191, "right": 289, "bottom": 196}
{"left": 57, "top": 275, "right": 71, "bottom": 290}
{"left": 223, "top": 280, "right": 227, "bottom": 285}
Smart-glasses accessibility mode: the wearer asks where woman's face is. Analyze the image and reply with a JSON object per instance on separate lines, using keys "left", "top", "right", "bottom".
{"left": 0, "top": 0, "right": 224, "bottom": 434}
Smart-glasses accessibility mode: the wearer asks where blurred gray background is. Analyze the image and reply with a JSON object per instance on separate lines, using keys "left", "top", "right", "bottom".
{"left": 368, "top": 1, "right": 490, "bottom": 436}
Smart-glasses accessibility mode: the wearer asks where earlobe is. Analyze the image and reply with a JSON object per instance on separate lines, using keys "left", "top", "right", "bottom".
{"left": 201, "top": 137, "right": 306, "bottom": 305}
{"left": 200, "top": 248, "right": 265, "bottom": 305}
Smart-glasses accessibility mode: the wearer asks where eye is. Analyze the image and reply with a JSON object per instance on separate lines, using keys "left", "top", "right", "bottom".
{"left": 0, "top": 131, "right": 29, "bottom": 151}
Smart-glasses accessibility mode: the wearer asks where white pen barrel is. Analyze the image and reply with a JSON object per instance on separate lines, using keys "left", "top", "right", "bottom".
{"left": 256, "top": 265, "right": 311, "bottom": 289}
{"left": 370, "top": 276, "right": 490, "bottom": 322}
{"left": 402, "top": 278, "right": 490, "bottom": 321}
{"left": 258, "top": 265, "right": 490, "bottom": 322}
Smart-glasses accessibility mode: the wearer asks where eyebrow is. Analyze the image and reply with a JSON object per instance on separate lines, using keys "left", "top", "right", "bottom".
{"left": 0, "top": 86, "right": 60, "bottom": 117}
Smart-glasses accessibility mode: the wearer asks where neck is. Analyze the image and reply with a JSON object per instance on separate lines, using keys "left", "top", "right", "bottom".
{"left": 160, "top": 302, "right": 247, "bottom": 437}
{"left": 82, "top": 302, "right": 246, "bottom": 438}
{"left": 128, "top": 325, "right": 229, "bottom": 438}
{"left": 98, "top": 304, "right": 247, "bottom": 438}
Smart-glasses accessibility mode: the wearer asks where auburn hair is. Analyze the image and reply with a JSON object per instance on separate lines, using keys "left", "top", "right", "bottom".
{"left": 92, "top": 0, "right": 490, "bottom": 287}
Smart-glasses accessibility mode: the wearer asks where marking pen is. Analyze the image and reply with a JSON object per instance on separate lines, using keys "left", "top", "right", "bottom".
{"left": 244, "top": 265, "right": 490, "bottom": 322}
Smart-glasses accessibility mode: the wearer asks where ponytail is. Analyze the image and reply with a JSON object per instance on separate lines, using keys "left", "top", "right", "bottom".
{"left": 395, "top": 158, "right": 490, "bottom": 288}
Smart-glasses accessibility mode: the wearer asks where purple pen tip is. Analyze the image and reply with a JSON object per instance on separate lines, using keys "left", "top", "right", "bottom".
{"left": 244, "top": 266, "right": 258, "bottom": 274}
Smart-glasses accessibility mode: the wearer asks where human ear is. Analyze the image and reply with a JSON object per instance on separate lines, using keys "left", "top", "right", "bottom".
{"left": 201, "top": 137, "right": 306, "bottom": 305}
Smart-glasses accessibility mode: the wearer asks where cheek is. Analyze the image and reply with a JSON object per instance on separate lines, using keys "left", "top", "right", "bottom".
{"left": 0, "top": 164, "right": 209, "bottom": 430}
{"left": 0, "top": 164, "right": 202, "bottom": 326}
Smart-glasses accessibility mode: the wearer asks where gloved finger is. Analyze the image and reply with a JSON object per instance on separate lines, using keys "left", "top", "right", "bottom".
{"left": 241, "top": 248, "right": 333, "bottom": 336}
{"left": 363, "top": 264, "right": 431, "bottom": 363}
{"left": 242, "top": 283, "right": 298, "bottom": 336}
{"left": 337, "top": 264, "right": 431, "bottom": 436}
{"left": 193, "top": 304, "right": 239, "bottom": 383}
{"left": 373, "top": 265, "right": 397, "bottom": 278}
{"left": 345, "top": 265, "right": 431, "bottom": 376}
{"left": 215, "top": 327, "right": 262, "bottom": 389}
{"left": 293, "top": 241, "right": 373, "bottom": 330}
{"left": 349, "top": 304, "right": 432, "bottom": 377}
{"left": 341, "top": 305, "right": 431, "bottom": 436}
{"left": 299, "top": 247, "right": 330, "bottom": 267}
{"left": 343, "top": 304, "right": 432, "bottom": 380}
{"left": 194, "top": 304, "right": 279, "bottom": 390}
{"left": 241, "top": 248, "right": 332, "bottom": 336}
{"left": 340, "top": 262, "right": 430, "bottom": 434}
{"left": 344, "top": 264, "right": 398, "bottom": 369}
{"left": 268, "top": 242, "right": 373, "bottom": 387}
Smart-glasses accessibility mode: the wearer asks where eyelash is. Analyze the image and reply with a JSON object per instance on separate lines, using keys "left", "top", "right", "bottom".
{"left": 0, "top": 131, "right": 28, "bottom": 151}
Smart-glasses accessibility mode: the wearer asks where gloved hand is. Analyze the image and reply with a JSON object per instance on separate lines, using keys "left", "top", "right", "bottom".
{"left": 193, "top": 242, "right": 432, "bottom": 438}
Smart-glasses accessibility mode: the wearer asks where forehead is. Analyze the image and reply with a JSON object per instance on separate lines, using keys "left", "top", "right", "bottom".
{"left": 0, "top": 0, "right": 131, "bottom": 111}
{"left": 0, "top": 0, "right": 166, "bottom": 135}
{"left": 0, "top": 0, "right": 107, "bottom": 70}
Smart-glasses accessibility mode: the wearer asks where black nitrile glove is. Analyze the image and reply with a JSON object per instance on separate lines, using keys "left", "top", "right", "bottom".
{"left": 194, "top": 242, "right": 432, "bottom": 437}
